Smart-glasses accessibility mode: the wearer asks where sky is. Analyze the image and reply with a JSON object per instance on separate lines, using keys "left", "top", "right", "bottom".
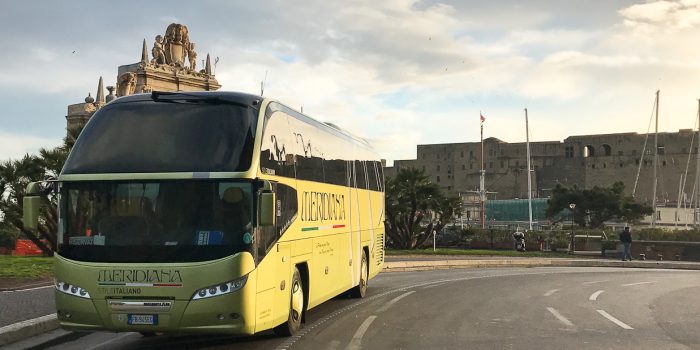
{"left": 2, "top": 0, "right": 700, "bottom": 165}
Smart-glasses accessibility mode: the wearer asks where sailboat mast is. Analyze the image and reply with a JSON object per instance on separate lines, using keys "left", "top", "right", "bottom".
{"left": 525, "top": 108, "right": 533, "bottom": 231}
{"left": 651, "top": 90, "right": 659, "bottom": 228}
{"left": 695, "top": 99, "right": 700, "bottom": 227}
{"left": 480, "top": 114, "right": 486, "bottom": 229}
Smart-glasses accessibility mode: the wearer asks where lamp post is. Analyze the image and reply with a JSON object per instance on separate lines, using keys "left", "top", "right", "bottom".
{"left": 569, "top": 203, "right": 576, "bottom": 254}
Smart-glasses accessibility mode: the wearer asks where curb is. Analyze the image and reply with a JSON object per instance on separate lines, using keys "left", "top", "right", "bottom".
{"left": 382, "top": 258, "right": 700, "bottom": 272}
{"left": 0, "top": 314, "right": 59, "bottom": 346}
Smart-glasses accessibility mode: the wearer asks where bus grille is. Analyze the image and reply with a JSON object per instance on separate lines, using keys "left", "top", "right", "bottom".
{"left": 376, "top": 231, "right": 385, "bottom": 266}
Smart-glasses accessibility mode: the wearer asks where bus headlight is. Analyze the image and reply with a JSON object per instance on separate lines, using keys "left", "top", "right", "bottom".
{"left": 55, "top": 279, "right": 91, "bottom": 299}
{"left": 192, "top": 275, "right": 248, "bottom": 300}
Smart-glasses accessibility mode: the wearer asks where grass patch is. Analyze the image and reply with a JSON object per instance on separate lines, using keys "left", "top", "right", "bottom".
{"left": 0, "top": 256, "right": 53, "bottom": 278}
{"left": 386, "top": 248, "right": 572, "bottom": 258}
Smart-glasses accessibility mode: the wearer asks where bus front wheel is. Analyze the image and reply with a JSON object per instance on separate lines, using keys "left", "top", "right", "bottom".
{"left": 274, "top": 266, "right": 304, "bottom": 336}
{"left": 349, "top": 252, "right": 368, "bottom": 298}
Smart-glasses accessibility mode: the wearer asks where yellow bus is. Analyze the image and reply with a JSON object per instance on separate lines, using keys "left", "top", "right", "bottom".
{"left": 23, "top": 91, "right": 385, "bottom": 336}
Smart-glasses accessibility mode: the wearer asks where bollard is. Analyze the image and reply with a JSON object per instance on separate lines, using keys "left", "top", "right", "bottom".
{"left": 639, "top": 253, "right": 645, "bottom": 261}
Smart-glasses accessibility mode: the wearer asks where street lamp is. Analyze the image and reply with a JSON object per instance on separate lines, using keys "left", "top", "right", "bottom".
{"left": 569, "top": 203, "right": 576, "bottom": 254}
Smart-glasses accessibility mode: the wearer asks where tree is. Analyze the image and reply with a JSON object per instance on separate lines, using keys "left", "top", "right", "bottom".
{"left": 545, "top": 182, "right": 652, "bottom": 228}
{"left": 385, "top": 167, "right": 462, "bottom": 249}
{"left": 0, "top": 125, "right": 83, "bottom": 255}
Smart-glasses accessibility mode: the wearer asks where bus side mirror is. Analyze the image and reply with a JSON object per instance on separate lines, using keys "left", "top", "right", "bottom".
{"left": 258, "top": 191, "right": 276, "bottom": 227}
{"left": 23, "top": 182, "right": 42, "bottom": 231}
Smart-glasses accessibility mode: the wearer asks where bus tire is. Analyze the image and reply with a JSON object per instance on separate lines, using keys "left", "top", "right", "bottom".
{"left": 274, "top": 266, "right": 304, "bottom": 336}
{"left": 349, "top": 251, "right": 368, "bottom": 298}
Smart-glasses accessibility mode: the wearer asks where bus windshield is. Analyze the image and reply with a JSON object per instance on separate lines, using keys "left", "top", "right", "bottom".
{"left": 59, "top": 180, "right": 254, "bottom": 263}
{"left": 62, "top": 99, "right": 257, "bottom": 174}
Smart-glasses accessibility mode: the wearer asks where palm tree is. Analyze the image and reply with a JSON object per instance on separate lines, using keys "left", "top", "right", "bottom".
{"left": 0, "top": 124, "right": 84, "bottom": 255}
{"left": 385, "top": 167, "right": 462, "bottom": 249}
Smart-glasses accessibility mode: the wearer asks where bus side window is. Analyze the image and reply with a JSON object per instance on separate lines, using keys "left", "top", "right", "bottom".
{"left": 354, "top": 160, "right": 367, "bottom": 189}
{"left": 368, "top": 161, "right": 381, "bottom": 191}
{"left": 260, "top": 107, "right": 295, "bottom": 178}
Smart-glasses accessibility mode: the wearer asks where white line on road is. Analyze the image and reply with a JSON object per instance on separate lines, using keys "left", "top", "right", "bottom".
{"left": 346, "top": 315, "right": 377, "bottom": 350}
{"left": 421, "top": 282, "right": 447, "bottom": 290}
{"left": 622, "top": 281, "right": 657, "bottom": 287}
{"left": 0, "top": 285, "right": 53, "bottom": 293}
{"left": 85, "top": 332, "right": 135, "bottom": 350}
{"left": 543, "top": 289, "right": 560, "bottom": 297}
{"left": 582, "top": 280, "right": 609, "bottom": 285}
{"left": 589, "top": 290, "right": 605, "bottom": 301}
{"left": 376, "top": 291, "right": 415, "bottom": 313}
{"left": 546, "top": 307, "right": 574, "bottom": 327}
{"left": 597, "top": 310, "right": 633, "bottom": 330}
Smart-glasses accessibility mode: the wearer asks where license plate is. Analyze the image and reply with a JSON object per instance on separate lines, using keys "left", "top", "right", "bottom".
{"left": 127, "top": 314, "right": 158, "bottom": 325}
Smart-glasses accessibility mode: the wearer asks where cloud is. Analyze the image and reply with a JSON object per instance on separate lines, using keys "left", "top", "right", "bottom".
{"left": 0, "top": 132, "right": 62, "bottom": 161}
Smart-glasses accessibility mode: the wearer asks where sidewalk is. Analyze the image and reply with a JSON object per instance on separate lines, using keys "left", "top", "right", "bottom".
{"left": 383, "top": 254, "right": 700, "bottom": 272}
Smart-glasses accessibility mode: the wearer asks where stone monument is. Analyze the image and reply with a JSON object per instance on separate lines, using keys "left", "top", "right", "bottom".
{"left": 65, "top": 23, "right": 221, "bottom": 129}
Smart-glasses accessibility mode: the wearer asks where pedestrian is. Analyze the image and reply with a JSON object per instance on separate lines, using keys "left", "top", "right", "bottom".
{"left": 619, "top": 226, "right": 632, "bottom": 261}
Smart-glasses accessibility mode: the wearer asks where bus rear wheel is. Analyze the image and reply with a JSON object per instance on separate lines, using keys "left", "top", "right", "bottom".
{"left": 274, "top": 266, "right": 304, "bottom": 336}
{"left": 349, "top": 252, "right": 368, "bottom": 298}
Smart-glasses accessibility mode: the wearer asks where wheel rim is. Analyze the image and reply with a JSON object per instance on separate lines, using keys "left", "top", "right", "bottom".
{"left": 291, "top": 280, "right": 303, "bottom": 322}
{"left": 361, "top": 257, "right": 368, "bottom": 290}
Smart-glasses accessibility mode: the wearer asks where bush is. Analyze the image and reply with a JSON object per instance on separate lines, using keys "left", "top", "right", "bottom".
{"left": 0, "top": 230, "right": 18, "bottom": 250}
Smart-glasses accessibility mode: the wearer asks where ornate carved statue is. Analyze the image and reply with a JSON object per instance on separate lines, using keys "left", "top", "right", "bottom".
{"left": 164, "top": 23, "right": 191, "bottom": 66}
{"left": 116, "top": 72, "right": 136, "bottom": 97}
{"left": 188, "top": 43, "right": 197, "bottom": 71}
{"left": 151, "top": 35, "right": 166, "bottom": 65}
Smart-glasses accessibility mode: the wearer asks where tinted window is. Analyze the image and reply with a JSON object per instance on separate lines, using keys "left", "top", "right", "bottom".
{"left": 355, "top": 161, "right": 367, "bottom": 189}
{"left": 64, "top": 101, "right": 257, "bottom": 174}
{"left": 260, "top": 110, "right": 296, "bottom": 177}
{"left": 368, "top": 161, "right": 381, "bottom": 191}
{"left": 59, "top": 180, "right": 254, "bottom": 263}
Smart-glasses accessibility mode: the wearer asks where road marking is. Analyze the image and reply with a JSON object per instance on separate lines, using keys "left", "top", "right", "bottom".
{"left": 597, "top": 309, "right": 633, "bottom": 329}
{"left": 546, "top": 307, "right": 574, "bottom": 327}
{"left": 1, "top": 285, "right": 53, "bottom": 293}
{"left": 421, "top": 282, "right": 447, "bottom": 290}
{"left": 582, "top": 280, "right": 609, "bottom": 285}
{"left": 85, "top": 332, "right": 135, "bottom": 350}
{"left": 376, "top": 291, "right": 415, "bottom": 313}
{"left": 543, "top": 289, "right": 560, "bottom": 297}
{"left": 622, "top": 281, "right": 657, "bottom": 287}
{"left": 346, "top": 315, "right": 377, "bottom": 350}
{"left": 589, "top": 290, "right": 604, "bottom": 301}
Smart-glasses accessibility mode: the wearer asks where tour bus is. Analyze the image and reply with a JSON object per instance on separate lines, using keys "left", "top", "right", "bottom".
{"left": 23, "top": 91, "right": 385, "bottom": 336}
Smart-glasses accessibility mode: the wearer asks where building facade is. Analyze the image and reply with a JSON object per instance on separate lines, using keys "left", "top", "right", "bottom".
{"left": 386, "top": 129, "right": 700, "bottom": 207}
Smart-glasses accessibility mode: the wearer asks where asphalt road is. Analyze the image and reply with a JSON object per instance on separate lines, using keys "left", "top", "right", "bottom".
{"left": 8, "top": 267, "right": 700, "bottom": 350}
{"left": 0, "top": 285, "right": 55, "bottom": 327}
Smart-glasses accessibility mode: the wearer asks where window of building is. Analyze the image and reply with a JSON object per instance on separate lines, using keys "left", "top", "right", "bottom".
{"left": 460, "top": 151, "right": 464, "bottom": 157}
{"left": 469, "top": 150, "right": 473, "bottom": 157}
{"left": 663, "top": 160, "right": 667, "bottom": 166}
{"left": 515, "top": 160, "right": 519, "bottom": 167}
{"left": 489, "top": 162, "right": 493, "bottom": 168}
{"left": 422, "top": 165, "right": 425, "bottom": 171}
{"left": 658, "top": 145, "right": 665, "bottom": 155}
{"left": 565, "top": 146, "right": 574, "bottom": 158}
{"left": 436, "top": 176, "right": 440, "bottom": 183}
{"left": 619, "top": 163, "right": 623, "bottom": 168}
{"left": 470, "top": 163, "right": 473, "bottom": 169}
{"left": 592, "top": 164, "right": 596, "bottom": 169}
{"left": 618, "top": 150, "right": 623, "bottom": 156}
{"left": 462, "top": 164, "right": 465, "bottom": 170}
{"left": 500, "top": 161, "right": 504, "bottom": 168}
{"left": 437, "top": 165, "right": 440, "bottom": 171}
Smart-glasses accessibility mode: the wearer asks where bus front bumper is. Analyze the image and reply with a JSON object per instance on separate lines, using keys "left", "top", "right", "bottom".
{"left": 56, "top": 289, "right": 256, "bottom": 335}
